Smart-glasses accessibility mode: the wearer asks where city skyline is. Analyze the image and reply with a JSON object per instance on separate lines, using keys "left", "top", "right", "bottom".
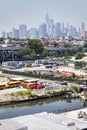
{"left": 0, "top": 0, "right": 87, "bottom": 32}
{"left": 1, "top": 19, "right": 84, "bottom": 39}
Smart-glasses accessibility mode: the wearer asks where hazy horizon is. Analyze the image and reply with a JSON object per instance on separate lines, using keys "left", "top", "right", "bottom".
{"left": 0, "top": 0, "right": 87, "bottom": 32}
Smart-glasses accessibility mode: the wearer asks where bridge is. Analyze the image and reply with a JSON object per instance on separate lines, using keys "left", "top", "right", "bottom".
{"left": 0, "top": 47, "right": 25, "bottom": 62}
{"left": 0, "top": 46, "right": 25, "bottom": 51}
{"left": 44, "top": 47, "right": 80, "bottom": 56}
{"left": 44, "top": 46, "right": 79, "bottom": 51}
{"left": 0, "top": 46, "right": 82, "bottom": 62}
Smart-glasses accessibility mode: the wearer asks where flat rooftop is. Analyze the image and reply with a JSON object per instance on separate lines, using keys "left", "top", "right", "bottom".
{"left": 0, "top": 120, "right": 28, "bottom": 130}
{"left": 0, "top": 108, "right": 87, "bottom": 130}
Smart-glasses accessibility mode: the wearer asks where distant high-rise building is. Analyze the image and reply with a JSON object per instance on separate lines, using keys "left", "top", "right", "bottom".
{"left": 46, "top": 13, "right": 49, "bottom": 26}
{"left": 80, "top": 30, "right": 87, "bottom": 38}
{"left": 81, "top": 22, "right": 85, "bottom": 30}
{"left": 53, "top": 22, "right": 61, "bottom": 38}
{"left": 61, "top": 22, "right": 65, "bottom": 33}
{"left": 1, "top": 31, "right": 5, "bottom": 38}
{"left": 66, "top": 22, "right": 69, "bottom": 31}
{"left": 27, "top": 30, "right": 30, "bottom": 38}
{"left": 49, "top": 19, "right": 54, "bottom": 38}
{"left": 19, "top": 24, "right": 27, "bottom": 39}
{"left": 45, "top": 14, "right": 54, "bottom": 38}
{"left": 9, "top": 32, "right": 12, "bottom": 38}
{"left": 5, "top": 32, "right": 10, "bottom": 38}
{"left": 68, "top": 25, "right": 77, "bottom": 37}
{"left": 29, "top": 28, "right": 38, "bottom": 38}
{"left": 46, "top": 13, "right": 50, "bottom": 36}
{"left": 12, "top": 28, "right": 19, "bottom": 39}
{"left": 39, "top": 23, "right": 47, "bottom": 37}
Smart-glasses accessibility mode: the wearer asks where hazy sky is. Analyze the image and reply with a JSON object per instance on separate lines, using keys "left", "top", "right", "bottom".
{"left": 0, "top": 0, "right": 87, "bottom": 32}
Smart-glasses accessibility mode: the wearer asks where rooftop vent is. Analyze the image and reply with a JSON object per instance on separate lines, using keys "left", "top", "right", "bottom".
{"left": 62, "top": 120, "right": 75, "bottom": 126}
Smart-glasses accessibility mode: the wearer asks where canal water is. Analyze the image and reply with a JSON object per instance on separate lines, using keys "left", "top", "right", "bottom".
{"left": 0, "top": 97, "right": 87, "bottom": 119}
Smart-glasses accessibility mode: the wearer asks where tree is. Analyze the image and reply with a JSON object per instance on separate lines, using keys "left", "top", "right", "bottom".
{"left": 75, "top": 52, "right": 85, "bottom": 59}
{"left": 16, "top": 39, "right": 47, "bottom": 60}
{"left": 16, "top": 48, "right": 31, "bottom": 57}
{"left": 71, "top": 85, "right": 78, "bottom": 92}
{"left": 64, "top": 42, "right": 73, "bottom": 48}
{"left": 42, "top": 49, "right": 49, "bottom": 57}
{"left": 84, "top": 40, "right": 87, "bottom": 48}
{"left": 27, "top": 39, "right": 44, "bottom": 54}
{"left": 65, "top": 49, "right": 72, "bottom": 56}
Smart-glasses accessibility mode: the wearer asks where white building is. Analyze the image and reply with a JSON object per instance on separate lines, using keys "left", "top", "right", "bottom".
{"left": 1, "top": 108, "right": 87, "bottom": 130}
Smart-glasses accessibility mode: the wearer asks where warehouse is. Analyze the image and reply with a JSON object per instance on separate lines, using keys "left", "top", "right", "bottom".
{"left": 0, "top": 108, "right": 87, "bottom": 130}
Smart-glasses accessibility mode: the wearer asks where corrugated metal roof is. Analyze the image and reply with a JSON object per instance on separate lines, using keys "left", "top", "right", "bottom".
{"left": 0, "top": 110, "right": 87, "bottom": 130}
{"left": 0, "top": 120, "right": 28, "bottom": 130}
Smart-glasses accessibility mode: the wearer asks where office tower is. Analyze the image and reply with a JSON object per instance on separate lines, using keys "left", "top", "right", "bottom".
{"left": 81, "top": 22, "right": 85, "bottom": 30}
{"left": 66, "top": 22, "right": 69, "bottom": 31}
{"left": 72, "top": 27, "right": 77, "bottom": 36}
{"left": 19, "top": 24, "right": 27, "bottom": 39}
{"left": 29, "top": 28, "right": 38, "bottom": 38}
{"left": 39, "top": 23, "right": 47, "bottom": 37}
{"left": 69, "top": 25, "right": 74, "bottom": 36}
{"left": 45, "top": 14, "right": 54, "bottom": 38}
{"left": 53, "top": 22, "right": 61, "bottom": 38}
{"left": 49, "top": 19, "right": 54, "bottom": 38}
{"left": 65, "top": 22, "right": 69, "bottom": 36}
{"left": 5, "top": 32, "right": 10, "bottom": 38}
{"left": 27, "top": 30, "right": 30, "bottom": 38}
{"left": 53, "top": 25, "right": 56, "bottom": 38}
{"left": 1, "top": 31, "right": 5, "bottom": 38}
{"left": 45, "top": 13, "right": 50, "bottom": 36}
{"left": 61, "top": 22, "right": 65, "bottom": 33}
{"left": 46, "top": 13, "right": 49, "bottom": 27}
{"left": 9, "top": 32, "right": 12, "bottom": 38}
{"left": 12, "top": 28, "right": 19, "bottom": 39}
{"left": 68, "top": 25, "right": 77, "bottom": 37}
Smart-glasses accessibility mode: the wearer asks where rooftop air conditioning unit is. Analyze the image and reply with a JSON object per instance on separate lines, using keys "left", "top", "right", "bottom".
{"left": 62, "top": 120, "right": 75, "bottom": 126}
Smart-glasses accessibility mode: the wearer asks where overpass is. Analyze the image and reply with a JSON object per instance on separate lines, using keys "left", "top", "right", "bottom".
{"left": 0, "top": 46, "right": 81, "bottom": 62}
{"left": 44, "top": 46, "right": 79, "bottom": 51}
{"left": 0, "top": 46, "right": 25, "bottom": 51}
{"left": 44, "top": 46, "right": 79, "bottom": 56}
{"left": 0, "top": 47, "right": 25, "bottom": 62}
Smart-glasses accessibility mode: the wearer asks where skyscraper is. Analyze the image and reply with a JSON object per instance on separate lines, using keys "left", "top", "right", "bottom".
{"left": 49, "top": 19, "right": 54, "bottom": 38}
{"left": 45, "top": 13, "right": 50, "bottom": 37}
{"left": 9, "top": 32, "right": 12, "bottom": 38}
{"left": 27, "top": 30, "right": 30, "bottom": 38}
{"left": 81, "top": 22, "right": 85, "bottom": 30}
{"left": 45, "top": 14, "right": 54, "bottom": 38}
{"left": 53, "top": 22, "right": 61, "bottom": 38}
{"left": 19, "top": 24, "right": 27, "bottom": 39}
{"left": 12, "top": 28, "right": 19, "bottom": 38}
{"left": 39, "top": 23, "right": 47, "bottom": 37}
{"left": 29, "top": 28, "right": 38, "bottom": 38}
{"left": 61, "top": 22, "right": 65, "bottom": 33}
{"left": 46, "top": 13, "right": 49, "bottom": 26}
{"left": 1, "top": 31, "right": 5, "bottom": 38}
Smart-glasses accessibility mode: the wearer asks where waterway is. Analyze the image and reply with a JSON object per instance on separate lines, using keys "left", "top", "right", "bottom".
{"left": 0, "top": 97, "right": 87, "bottom": 119}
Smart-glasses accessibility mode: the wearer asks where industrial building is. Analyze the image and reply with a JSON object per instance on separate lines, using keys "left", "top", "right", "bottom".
{"left": 0, "top": 108, "right": 87, "bottom": 130}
